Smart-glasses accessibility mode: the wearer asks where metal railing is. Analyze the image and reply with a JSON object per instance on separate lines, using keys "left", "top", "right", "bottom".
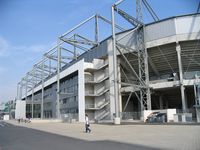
{"left": 60, "top": 113, "right": 78, "bottom": 123}
{"left": 95, "top": 107, "right": 110, "bottom": 121}
{"left": 120, "top": 112, "right": 141, "bottom": 120}
{"left": 176, "top": 108, "right": 197, "bottom": 122}
{"left": 85, "top": 73, "right": 109, "bottom": 83}
{"left": 85, "top": 101, "right": 109, "bottom": 110}
{"left": 85, "top": 104, "right": 95, "bottom": 109}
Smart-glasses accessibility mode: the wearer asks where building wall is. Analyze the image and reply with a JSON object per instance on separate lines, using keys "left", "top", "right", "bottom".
{"left": 21, "top": 14, "right": 200, "bottom": 122}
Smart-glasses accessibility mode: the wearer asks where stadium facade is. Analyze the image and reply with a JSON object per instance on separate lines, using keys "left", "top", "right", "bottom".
{"left": 16, "top": 4, "right": 200, "bottom": 123}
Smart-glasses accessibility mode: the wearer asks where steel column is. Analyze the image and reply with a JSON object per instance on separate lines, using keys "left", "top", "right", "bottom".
{"left": 123, "top": 92, "right": 133, "bottom": 111}
{"left": 143, "top": 26, "right": 151, "bottom": 110}
{"left": 41, "top": 59, "right": 45, "bottom": 119}
{"left": 17, "top": 84, "right": 19, "bottom": 100}
{"left": 73, "top": 35, "right": 77, "bottom": 60}
{"left": 31, "top": 78, "right": 34, "bottom": 118}
{"left": 95, "top": 14, "right": 99, "bottom": 43}
{"left": 56, "top": 40, "right": 61, "bottom": 119}
{"left": 19, "top": 83, "right": 22, "bottom": 100}
{"left": 25, "top": 76, "right": 28, "bottom": 101}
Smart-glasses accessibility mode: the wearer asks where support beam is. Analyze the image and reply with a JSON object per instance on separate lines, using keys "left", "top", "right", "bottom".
{"left": 98, "top": 15, "right": 125, "bottom": 31}
{"left": 60, "top": 38, "right": 97, "bottom": 46}
{"left": 142, "top": 0, "right": 159, "bottom": 21}
{"left": 116, "top": 42, "right": 137, "bottom": 56}
{"left": 41, "top": 59, "right": 44, "bottom": 119}
{"left": 176, "top": 43, "right": 187, "bottom": 112}
{"left": 197, "top": 2, "right": 200, "bottom": 13}
{"left": 95, "top": 14, "right": 99, "bottom": 43}
{"left": 44, "top": 55, "right": 68, "bottom": 64}
{"left": 113, "top": 6, "right": 143, "bottom": 27}
{"left": 60, "top": 14, "right": 95, "bottom": 38}
{"left": 73, "top": 35, "right": 77, "bottom": 60}
{"left": 61, "top": 47, "right": 75, "bottom": 55}
{"left": 56, "top": 40, "right": 61, "bottom": 119}
{"left": 19, "top": 83, "right": 22, "bottom": 100}
{"left": 31, "top": 76, "right": 35, "bottom": 119}
{"left": 36, "top": 65, "right": 50, "bottom": 72}
{"left": 25, "top": 76, "right": 28, "bottom": 102}
{"left": 120, "top": 64, "right": 130, "bottom": 83}
{"left": 143, "top": 26, "right": 151, "bottom": 110}
{"left": 194, "top": 75, "right": 200, "bottom": 122}
{"left": 123, "top": 92, "right": 133, "bottom": 111}
{"left": 116, "top": 45, "right": 145, "bottom": 85}
{"left": 17, "top": 83, "right": 20, "bottom": 100}
{"left": 148, "top": 56, "right": 160, "bottom": 77}
{"left": 159, "top": 94, "right": 163, "bottom": 109}
{"left": 112, "top": 5, "right": 120, "bottom": 124}
{"left": 60, "top": 38, "right": 90, "bottom": 52}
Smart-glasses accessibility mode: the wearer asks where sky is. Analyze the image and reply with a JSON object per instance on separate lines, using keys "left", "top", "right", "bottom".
{"left": 0, "top": 0, "right": 199, "bottom": 103}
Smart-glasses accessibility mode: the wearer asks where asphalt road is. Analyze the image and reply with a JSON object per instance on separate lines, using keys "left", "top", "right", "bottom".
{"left": 0, "top": 121, "right": 159, "bottom": 150}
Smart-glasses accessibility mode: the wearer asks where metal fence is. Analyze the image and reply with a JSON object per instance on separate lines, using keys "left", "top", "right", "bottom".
{"left": 120, "top": 112, "right": 141, "bottom": 120}
{"left": 176, "top": 108, "right": 196, "bottom": 121}
{"left": 60, "top": 113, "right": 78, "bottom": 123}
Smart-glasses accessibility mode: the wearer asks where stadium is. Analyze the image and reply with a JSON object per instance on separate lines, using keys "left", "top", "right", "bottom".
{"left": 16, "top": 1, "right": 200, "bottom": 123}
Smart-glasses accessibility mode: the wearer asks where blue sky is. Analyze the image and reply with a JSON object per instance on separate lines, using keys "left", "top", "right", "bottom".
{"left": 0, "top": 0, "right": 199, "bottom": 102}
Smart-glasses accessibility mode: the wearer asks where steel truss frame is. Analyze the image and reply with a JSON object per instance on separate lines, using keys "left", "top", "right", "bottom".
{"left": 17, "top": 14, "right": 124, "bottom": 119}
{"left": 111, "top": 0, "right": 159, "bottom": 114}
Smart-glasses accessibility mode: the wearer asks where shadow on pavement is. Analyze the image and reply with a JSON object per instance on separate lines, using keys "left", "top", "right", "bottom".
{"left": 0, "top": 123, "right": 161, "bottom": 150}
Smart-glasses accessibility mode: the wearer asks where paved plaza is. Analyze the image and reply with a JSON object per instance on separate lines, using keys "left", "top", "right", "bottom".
{"left": 4, "top": 120, "right": 200, "bottom": 150}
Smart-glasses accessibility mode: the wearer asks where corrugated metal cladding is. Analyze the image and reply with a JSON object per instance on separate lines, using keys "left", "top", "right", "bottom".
{"left": 176, "top": 15, "right": 200, "bottom": 34}
{"left": 148, "top": 43, "right": 178, "bottom": 76}
{"left": 116, "top": 30, "right": 137, "bottom": 50}
{"left": 180, "top": 40, "right": 200, "bottom": 72}
{"left": 145, "top": 19, "right": 176, "bottom": 42}
{"left": 77, "top": 40, "right": 108, "bottom": 62}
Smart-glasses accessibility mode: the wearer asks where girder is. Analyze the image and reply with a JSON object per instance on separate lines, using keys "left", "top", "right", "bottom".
{"left": 60, "top": 38, "right": 97, "bottom": 46}
{"left": 112, "top": 0, "right": 153, "bottom": 111}
{"left": 113, "top": 6, "right": 143, "bottom": 27}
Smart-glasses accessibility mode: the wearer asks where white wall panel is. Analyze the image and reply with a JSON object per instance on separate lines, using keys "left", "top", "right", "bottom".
{"left": 176, "top": 15, "right": 200, "bottom": 34}
{"left": 145, "top": 19, "right": 176, "bottom": 42}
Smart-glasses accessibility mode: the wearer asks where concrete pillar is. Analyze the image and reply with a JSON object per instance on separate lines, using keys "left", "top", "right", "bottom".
{"left": 78, "top": 60, "right": 85, "bottom": 122}
{"left": 143, "top": 26, "right": 151, "bottom": 110}
{"left": 110, "top": 6, "right": 120, "bottom": 124}
{"left": 196, "top": 108, "right": 200, "bottom": 122}
{"left": 147, "top": 88, "right": 151, "bottom": 110}
{"left": 184, "top": 90, "right": 188, "bottom": 110}
{"left": 194, "top": 75, "right": 200, "bottom": 122}
{"left": 165, "top": 100, "right": 169, "bottom": 109}
{"left": 159, "top": 94, "right": 163, "bottom": 109}
{"left": 176, "top": 43, "right": 187, "bottom": 112}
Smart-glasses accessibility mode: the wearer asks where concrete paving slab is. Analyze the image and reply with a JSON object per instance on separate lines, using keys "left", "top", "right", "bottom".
{"left": 5, "top": 120, "right": 200, "bottom": 150}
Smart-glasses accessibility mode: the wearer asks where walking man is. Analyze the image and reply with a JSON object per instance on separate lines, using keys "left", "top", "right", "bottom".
{"left": 85, "top": 114, "right": 91, "bottom": 133}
